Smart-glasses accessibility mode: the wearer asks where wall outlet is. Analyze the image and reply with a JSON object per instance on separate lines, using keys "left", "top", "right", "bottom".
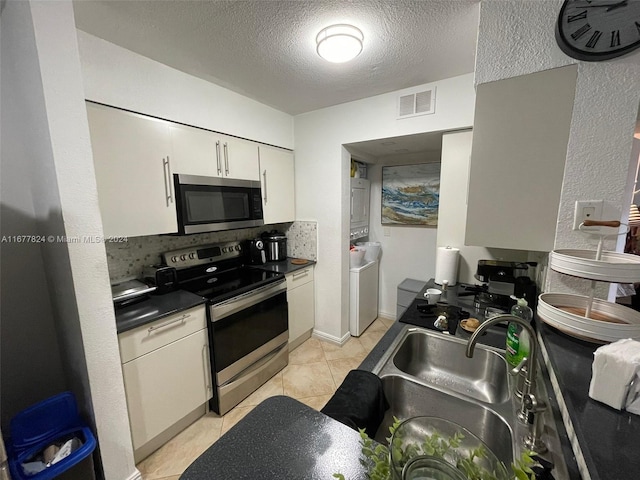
{"left": 384, "top": 227, "right": 391, "bottom": 237}
{"left": 573, "top": 200, "right": 604, "bottom": 231}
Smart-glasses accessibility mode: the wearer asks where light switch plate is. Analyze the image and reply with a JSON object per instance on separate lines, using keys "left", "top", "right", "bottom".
{"left": 573, "top": 200, "right": 604, "bottom": 231}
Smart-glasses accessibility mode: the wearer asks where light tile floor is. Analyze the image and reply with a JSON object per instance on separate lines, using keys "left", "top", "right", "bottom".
{"left": 137, "top": 316, "right": 394, "bottom": 480}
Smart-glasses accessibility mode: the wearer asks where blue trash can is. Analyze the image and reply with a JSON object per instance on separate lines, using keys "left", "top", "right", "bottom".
{"left": 7, "top": 392, "right": 96, "bottom": 480}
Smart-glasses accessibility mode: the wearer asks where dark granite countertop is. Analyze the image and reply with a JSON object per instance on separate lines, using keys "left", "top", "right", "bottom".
{"left": 180, "top": 396, "right": 368, "bottom": 480}
{"left": 114, "top": 289, "right": 207, "bottom": 333}
{"left": 537, "top": 320, "right": 640, "bottom": 480}
{"left": 253, "top": 257, "right": 316, "bottom": 275}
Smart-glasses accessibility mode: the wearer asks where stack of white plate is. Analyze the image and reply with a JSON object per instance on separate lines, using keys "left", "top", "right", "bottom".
{"left": 549, "top": 249, "right": 640, "bottom": 283}
{"left": 538, "top": 293, "right": 640, "bottom": 343}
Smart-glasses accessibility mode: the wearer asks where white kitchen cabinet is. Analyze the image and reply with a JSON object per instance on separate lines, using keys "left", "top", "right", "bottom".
{"left": 259, "top": 145, "right": 295, "bottom": 224}
{"left": 171, "top": 128, "right": 259, "bottom": 180}
{"left": 170, "top": 123, "right": 221, "bottom": 177}
{"left": 86, "top": 102, "right": 177, "bottom": 237}
{"left": 220, "top": 134, "right": 260, "bottom": 181}
{"left": 465, "top": 65, "right": 577, "bottom": 252}
{"left": 286, "top": 266, "right": 315, "bottom": 348}
{"left": 118, "top": 306, "right": 211, "bottom": 459}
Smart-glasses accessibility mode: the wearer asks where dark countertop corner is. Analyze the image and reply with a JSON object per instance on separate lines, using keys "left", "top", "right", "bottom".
{"left": 180, "top": 396, "right": 368, "bottom": 480}
{"left": 114, "top": 289, "right": 207, "bottom": 334}
{"left": 253, "top": 257, "right": 316, "bottom": 275}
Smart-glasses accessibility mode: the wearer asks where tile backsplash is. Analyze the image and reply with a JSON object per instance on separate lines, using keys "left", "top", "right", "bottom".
{"left": 106, "top": 221, "right": 317, "bottom": 284}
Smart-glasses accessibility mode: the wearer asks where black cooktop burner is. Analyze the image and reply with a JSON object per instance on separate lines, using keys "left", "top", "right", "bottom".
{"left": 178, "top": 266, "right": 283, "bottom": 304}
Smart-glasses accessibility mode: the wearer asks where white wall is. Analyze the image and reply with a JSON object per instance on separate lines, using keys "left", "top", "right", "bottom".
{"left": 367, "top": 153, "right": 439, "bottom": 318}
{"left": 77, "top": 31, "right": 294, "bottom": 150}
{"left": 295, "top": 74, "right": 476, "bottom": 341}
{"left": 1, "top": 0, "right": 69, "bottom": 428}
{"left": 476, "top": 1, "right": 640, "bottom": 297}
{"left": 1, "top": 2, "right": 139, "bottom": 479}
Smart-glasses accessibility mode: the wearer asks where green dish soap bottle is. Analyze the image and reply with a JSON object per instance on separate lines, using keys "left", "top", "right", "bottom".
{"left": 506, "top": 297, "right": 533, "bottom": 367}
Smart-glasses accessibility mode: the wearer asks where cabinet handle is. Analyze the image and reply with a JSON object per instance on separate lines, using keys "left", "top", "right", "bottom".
{"left": 263, "top": 170, "right": 268, "bottom": 203}
{"left": 162, "top": 157, "right": 172, "bottom": 207}
{"left": 203, "top": 343, "right": 212, "bottom": 393}
{"left": 215, "top": 141, "right": 222, "bottom": 176}
{"left": 223, "top": 142, "right": 230, "bottom": 176}
{"left": 292, "top": 269, "right": 309, "bottom": 279}
{"left": 147, "top": 313, "right": 190, "bottom": 333}
{"left": 166, "top": 155, "right": 173, "bottom": 204}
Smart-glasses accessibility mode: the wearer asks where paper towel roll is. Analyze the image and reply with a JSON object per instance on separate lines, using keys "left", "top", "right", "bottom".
{"left": 435, "top": 246, "right": 460, "bottom": 286}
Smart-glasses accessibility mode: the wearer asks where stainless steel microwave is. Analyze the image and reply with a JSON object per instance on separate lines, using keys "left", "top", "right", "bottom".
{"left": 174, "top": 174, "right": 264, "bottom": 234}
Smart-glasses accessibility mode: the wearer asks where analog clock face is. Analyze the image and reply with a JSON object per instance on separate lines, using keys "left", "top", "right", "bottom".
{"left": 556, "top": 0, "right": 640, "bottom": 61}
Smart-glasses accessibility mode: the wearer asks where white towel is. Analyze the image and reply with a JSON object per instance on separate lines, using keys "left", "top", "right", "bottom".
{"left": 588, "top": 338, "right": 640, "bottom": 411}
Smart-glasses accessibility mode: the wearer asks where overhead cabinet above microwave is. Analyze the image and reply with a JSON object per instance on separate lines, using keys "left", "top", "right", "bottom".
{"left": 170, "top": 123, "right": 260, "bottom": 181}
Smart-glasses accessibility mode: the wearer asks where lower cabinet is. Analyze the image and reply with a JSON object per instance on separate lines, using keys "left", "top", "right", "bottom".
{"left": 118, "top": 305, "right": 212, "bottom": 461}
{"left": 286, "top": 266, "right": 315, "bottom": 348}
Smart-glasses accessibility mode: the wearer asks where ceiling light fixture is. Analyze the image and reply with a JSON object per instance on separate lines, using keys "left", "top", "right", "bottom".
{"left": 316, "top": 24, "right": 364, "bottom": 63}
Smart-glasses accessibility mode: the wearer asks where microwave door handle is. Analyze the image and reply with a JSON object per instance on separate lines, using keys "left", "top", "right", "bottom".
{"left": 263, "top": 169, "right": 267, "bottom": 203}
{"left": 223, "top": 142, "right": 230, "bottom": 176}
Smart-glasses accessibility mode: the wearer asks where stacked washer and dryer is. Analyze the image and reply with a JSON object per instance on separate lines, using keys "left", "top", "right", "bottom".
{"left": 349, "top": 178, "right": 381, "bottom": 337}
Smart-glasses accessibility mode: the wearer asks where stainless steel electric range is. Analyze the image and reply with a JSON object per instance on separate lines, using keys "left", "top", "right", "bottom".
{"left": 164, "top": 241, "right": 288, "bottom": 415}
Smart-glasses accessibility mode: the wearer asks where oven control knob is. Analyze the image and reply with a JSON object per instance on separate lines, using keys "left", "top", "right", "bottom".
{"left": 180, "top": 254, "right": 186, "bottom": 261}
{"left": 235, "top": 245, "right": 241, "bottom": 251}
{"left": 189, "top": 253, "right": 196, "bottom": 259}
{"left": 171, "top": 256, "right": 178, "bottom": 263}
{"left": 221, "top": 247, "right": 227, "bottom": 253}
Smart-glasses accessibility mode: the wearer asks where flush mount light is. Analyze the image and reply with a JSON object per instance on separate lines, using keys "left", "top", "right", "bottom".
{"left": 316, "top": 24, "right": 364, "bottom": 63}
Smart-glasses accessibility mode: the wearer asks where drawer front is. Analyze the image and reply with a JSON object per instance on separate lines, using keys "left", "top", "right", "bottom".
{"left": 118, "top": 305, "right": 206, "bottom": 363}
{"left": 285, "top": 267, "right": 314, "bottom": 290}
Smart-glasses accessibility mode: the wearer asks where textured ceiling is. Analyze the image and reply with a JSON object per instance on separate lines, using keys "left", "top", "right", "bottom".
{"left": 73, "top": 0, "right": 480, "bottom": 115}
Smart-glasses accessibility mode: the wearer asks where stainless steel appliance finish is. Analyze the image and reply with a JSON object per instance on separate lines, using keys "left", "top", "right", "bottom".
{"left": 373, "top": 326, "right": 570, "bottom": 479}
{"left": 173, "top": 174, "right": 264, "bottom": 234}
{"left": 261, "top": 231, "right": 287, "bottom": 261}
{"left": 210, "top": 280, "right": 288, "bottom": 414}
{"left": 169, "top": 240, "right": 288, "bottom": 415}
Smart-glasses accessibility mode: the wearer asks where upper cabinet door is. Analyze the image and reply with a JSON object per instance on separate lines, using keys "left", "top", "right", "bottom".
{"left": 221, "top": 134, "right": 260, "bottom": 181}
{"left": 465, "top": 65, "right": 577, "bottom": 252}
{"left": 259, "top": 146, "right": 295, "bottom": 224}
{"left": 170, "top": 123, "right": 221, "bottom": 177}
{"left": 86, "top": 103, "right": 177, "bottom": 237}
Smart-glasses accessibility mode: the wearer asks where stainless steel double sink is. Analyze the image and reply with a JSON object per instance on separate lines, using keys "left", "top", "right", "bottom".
{"left": 371, "top": 325, "right": 569, "bottom": 478}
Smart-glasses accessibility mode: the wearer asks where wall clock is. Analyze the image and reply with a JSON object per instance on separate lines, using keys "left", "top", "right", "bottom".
{"left": 556, "top": 0, "right": 640, "bottom": 61}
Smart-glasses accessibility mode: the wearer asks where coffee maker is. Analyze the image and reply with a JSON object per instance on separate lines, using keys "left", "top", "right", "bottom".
{"left": 473, "top": 260, "right": 538, "bottom": 312}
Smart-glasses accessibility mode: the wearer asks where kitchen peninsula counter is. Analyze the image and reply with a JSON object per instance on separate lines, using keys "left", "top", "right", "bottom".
{"left": 182, "top": 282, "right": 628, "bottom": 480}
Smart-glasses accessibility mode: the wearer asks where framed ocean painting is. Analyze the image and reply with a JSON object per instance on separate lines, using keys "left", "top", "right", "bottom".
{"left": 381, "top": 163, "right": 440, "bottom": 226}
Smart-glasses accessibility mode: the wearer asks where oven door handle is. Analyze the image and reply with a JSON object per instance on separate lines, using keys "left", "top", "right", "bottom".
{"left": 211, "top": 280, "right": 286, "bottom": 321}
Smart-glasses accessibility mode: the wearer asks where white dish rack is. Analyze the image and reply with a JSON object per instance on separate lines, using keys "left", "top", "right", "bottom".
{"left": 539, "top": 220, "right": 640, "bottom": 343}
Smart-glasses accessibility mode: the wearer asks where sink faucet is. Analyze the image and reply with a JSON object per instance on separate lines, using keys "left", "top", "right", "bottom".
{"left": 465, "top": 314, "right": 547, "bottom": 453}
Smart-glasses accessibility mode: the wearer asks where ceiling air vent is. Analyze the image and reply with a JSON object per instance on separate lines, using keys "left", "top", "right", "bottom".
{"left": 397, "top": 87, "right": 436, "bottom": 119}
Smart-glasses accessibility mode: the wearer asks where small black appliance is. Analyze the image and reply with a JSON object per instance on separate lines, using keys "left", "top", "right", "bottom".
{"left": 244, "top": 238, "right": 267, "bottom": 265}
{"left": 142, "top": 265, "right": 177, "bottom": 294}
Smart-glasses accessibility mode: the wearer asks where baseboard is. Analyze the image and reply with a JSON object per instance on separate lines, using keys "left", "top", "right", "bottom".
{"left": 125, "top": 470, "right": 143, "bottom": 480}
{"left": 377, "top": 312, "right": 395, "bottom": 321}
{"left": 312, "top": 329, "right": 351, "bottom": 345}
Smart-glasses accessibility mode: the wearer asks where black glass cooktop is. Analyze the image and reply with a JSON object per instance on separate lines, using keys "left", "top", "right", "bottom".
{"left": 178, "top": 266, "right": 283, "bottom": 304}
